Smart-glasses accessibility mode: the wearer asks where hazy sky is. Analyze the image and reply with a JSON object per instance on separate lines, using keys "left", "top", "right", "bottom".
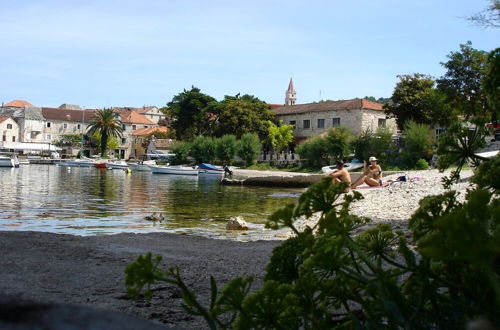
{"left": 1, "top": 0, "right": 498, "bottom": 109}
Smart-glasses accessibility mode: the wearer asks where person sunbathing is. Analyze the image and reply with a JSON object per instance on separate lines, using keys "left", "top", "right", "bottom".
{"left": 327, "top": 160, "right": 351, "bottom": 192}
{"left": 351, "top": 156, "right": 383, "bottom": 189}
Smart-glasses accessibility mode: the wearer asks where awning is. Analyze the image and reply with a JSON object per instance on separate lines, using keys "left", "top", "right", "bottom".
{"left": 0, "top": 142, "right": 62, "bottom": 151}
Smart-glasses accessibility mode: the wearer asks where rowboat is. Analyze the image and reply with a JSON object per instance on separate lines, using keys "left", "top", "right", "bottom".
{"left": 197, "top": 163, "right": 224, "bottom": 175}
{"left": 129, "top": 160, "right": 156, "bottom": 172}
{"left": 57, "top": 158, "right": 95, "bottom": 167}
{"left": 149, "top": 165, "right": 198, "bottom": 175}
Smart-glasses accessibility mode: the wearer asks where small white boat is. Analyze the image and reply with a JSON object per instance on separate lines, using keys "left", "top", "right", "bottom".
{"left": 149, "top": 164, "right": 199, "bottom": 176}
{"left": 106, "top": 160, "right": 129, "bottom": 169}
{"left": 57, "top": 158, "right": 95, "bottom": 167}
{"left": 129, "top": 160, "right": 156, "bottom": 172}
{"left": 321, "top": 162, "right": 365, "bottom": 174}
{"left": 197, "top": 163, "right": 224, "bottom": 175}
{"left": 0, "top": 153, "right": 20, "bottom": 168}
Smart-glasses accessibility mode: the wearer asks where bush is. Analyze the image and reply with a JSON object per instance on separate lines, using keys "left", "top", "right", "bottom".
{"left": 190, "top": 136, "right": 216, "bottom": 164}
{"left": 236, "top": 133, "right": 261, "bottom": 166}
{"left": 295, "top": 136, "right": 330, "bottom": 167}
{"left": 414, "top": 158, "right": 430, "bottom": 170}
{"left": 352, "top": 128, "right": 395, "bottom": 164}
{"left": 170, "top": 141, "right": 191, "bottom": 165}
{"left": 401, "top": 121, "right": 434, "bottom": 168}
{"left": 215, "top": 134, "right": 237, "bottom": 164}
{"left": 324, "top": 127, "right": 354, "bottom": 161}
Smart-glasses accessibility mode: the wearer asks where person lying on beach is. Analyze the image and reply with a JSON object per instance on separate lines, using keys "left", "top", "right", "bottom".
{"left": 327, "top": 161, "right": 351, "bottom": 192}
{"left": 351, "top": 156, "right": 383, "bottom": 189}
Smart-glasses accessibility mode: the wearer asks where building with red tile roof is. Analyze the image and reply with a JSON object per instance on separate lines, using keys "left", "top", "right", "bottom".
{"left": 3, "top": 100, "right": 34, "bottom": 107}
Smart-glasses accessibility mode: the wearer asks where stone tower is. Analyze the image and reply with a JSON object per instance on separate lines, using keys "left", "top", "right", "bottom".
{"left": 285, "top": 78, "right": 297, "bottom": 106}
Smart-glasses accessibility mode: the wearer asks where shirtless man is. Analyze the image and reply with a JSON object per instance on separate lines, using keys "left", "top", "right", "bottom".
{"left": 351, "top": 156, "right": 383, "bottom": 188}
{"left": 327, "top": 161, "right": 351, "bottom": 192}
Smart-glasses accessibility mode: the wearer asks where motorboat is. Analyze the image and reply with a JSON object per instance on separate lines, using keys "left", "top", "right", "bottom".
{"left": 197, "top": 163, "right": 224, "bottom": 175}
{"left": 129, "top": 160, "right": 156, "bottom": 172}
{"left": 106, "top": 160, "right": 129, "bottom": 169}
{"left": 321, "top": 162, "right": 365, "bottom": 174}
{"left": 149, "top": 164, "right": 198, "bottom": 176}
{"left": 57, "top": 158, "right": 95, "bottom": 167}
{"left": 0, "top": 152, "right": 20, "bottom": 168}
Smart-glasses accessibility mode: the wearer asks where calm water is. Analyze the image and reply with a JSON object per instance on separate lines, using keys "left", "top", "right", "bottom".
{"left": 0, "top": 165, "right": 302, "bottom": 239}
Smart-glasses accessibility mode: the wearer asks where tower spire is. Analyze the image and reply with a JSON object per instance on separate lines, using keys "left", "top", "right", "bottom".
{"left": 285, "top": 78, "right": 297, "bottom": 106}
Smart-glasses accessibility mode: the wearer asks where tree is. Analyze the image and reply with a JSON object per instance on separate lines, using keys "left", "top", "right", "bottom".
{"left": 483, "top": 48, "right": 500, "bottom": 120}
{"left": 385, "top": 74, "right": 452, "bottom": 129}
{"left": 324, "top": 127, "right": 354, "bottom": 161}
{"left": 265, "top": 121, "right": 294, "bottom": 161}
{"left": 437, "top": 41, "right": 489, "bottom": 119}
{"left": 90, "top": 131, "right": 119, "bottom": 156}
{"left": 53, "top": 134, "right": 83, "bottom": 147}
{"left": 352, "top": 127, "right": 395, "bottom": 163}
{"left": 467, "top": 0, "right": 500, "bottom": 28}
{"left": 295, "top": 136, "right": 330, "bottom": 167}
{"left": 215, "top": 134, "right": 237, "bottom": 164}
{"left": 213, "top": 95, "right": 275, "bottom": 139}
{"left": 190, "top": 136, "right": 216, "bottom": 164}
{"left": 400, "top": 121, "right": 434, "bottom": 168}
{"left": 86, "top": 108, "right": 123, "bottom": 157}
{"left": 167, "top": 87, "right": 216, "bottom": 140}
{"left": 236, "top": 133, "right": 261, "bottom": 166}
{"left": 170, "top": 141, "right": 191, "bottom": 165}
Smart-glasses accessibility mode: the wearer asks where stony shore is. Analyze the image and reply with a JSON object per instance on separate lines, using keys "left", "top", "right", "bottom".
{"left": 0, "top": 168, "right": 475, "bottom": 329}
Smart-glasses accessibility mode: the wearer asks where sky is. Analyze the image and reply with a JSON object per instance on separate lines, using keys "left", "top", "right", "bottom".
{"left": 1, "top": 0, "right": 498, "bottom": 109}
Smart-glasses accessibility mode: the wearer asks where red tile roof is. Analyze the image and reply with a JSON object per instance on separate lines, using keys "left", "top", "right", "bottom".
{"left": 4, "top": 100, "right": 33, "bottom": 107}
{"left": 0, "top": 116, "right": 12, "bottom": 123}
{"left": 132, "top": 126, "right": 169, "bottom": 136}
{"left": 269, "top": 104, "right": 285, "bottom": 109}
{"left": 120, "top": 111, "right": 155, "bottom": 125}
{"left": 41, "top": 107, "right": 98, "bottom": 122}
{"left": 272, "top": 98, "right": 383, "bottom": 115}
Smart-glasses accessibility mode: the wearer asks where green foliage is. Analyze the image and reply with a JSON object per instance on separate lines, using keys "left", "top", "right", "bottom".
{"left": 211, "top": 94, "right": 275, "bottom": 139}
{"left": 385, "top": 73, "right": 453, "bottom": 129}
{"left": 414, "top": 158, "right": 430, "bottom": 170}
{"left": 295, "top": 135, "right": 330, "bottom": 167}
{"left": 170, "top": 141, "right": 192, "bottom": 165}
{"left": 53, "top": 134, "right": 83, "bottom": 147}
{"left": 400, "top": 121, "right": 434, "bottom": 169}
{"left": 483, "top": 48, "right": 500, "bottom": 120}
{"left": 190, "top": 136, "right": 217, "bottom": 164}
{"left": 90, "top": 131, "right": 119, "bottom": 156}
{"left": 324, "top": 127, "right": 354, "bottom": 161}
{"left": 472, "top": 156, "right": 500, "bottom": 193}
{"left": 215, "top": 134, "right": 238, "bottom": 164}
{"left": 265, "top": 120, "right": 294, "bottom": 159}
{"left": 86, "top": 108, "right": 123, "bottom": 157}
{"left": 236, "top": 133, "right": 261, "bottom": 166}
{"left": 437, "top": 41, "right": 489, "bottom": 120}
{"left": 167, "top": 86, "right": 216, "bottom": 140}
{"left": 352, "top": 127, "right": 395, "bottom": 163}
{"left": 467, "top": 0, "right": 500, "bottom": 28}
{"left": 126, "top": 163, "right": 500, "bottom": 328}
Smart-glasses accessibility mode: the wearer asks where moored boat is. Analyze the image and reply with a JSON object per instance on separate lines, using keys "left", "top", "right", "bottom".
{"left": 57, "top": 158, "right": 95, "bottom": 167}
{"left": 0, "top": 152, "right": 20, "bottom": 168}
{"left": 106, "top": 160, "right": 129, "bottom": 169}
{"left": 321, "top": 162, "right": 364, "bottom": 174}
{"left": 129, "top": 160, "right": 156, "bottom": 172}
{"left": 197, "top": 163, "right": 224, "bottom": 175}
{"left": 149, "top": 164, "right": 198, "bottom": 176}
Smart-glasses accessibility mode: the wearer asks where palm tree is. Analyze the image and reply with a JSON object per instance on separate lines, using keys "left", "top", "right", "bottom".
{"left": 87, "top": 108, "right": 123, "bottom": 157}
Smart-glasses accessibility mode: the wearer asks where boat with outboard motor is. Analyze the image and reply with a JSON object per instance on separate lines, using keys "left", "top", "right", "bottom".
{"left": 0, "top": 152, "right": 20, "bottom": 168}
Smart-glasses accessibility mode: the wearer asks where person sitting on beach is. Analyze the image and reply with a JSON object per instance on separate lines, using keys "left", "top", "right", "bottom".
{"left": 351, "top": 156, "right": 383, "bottom": 189}
{"left": 327, "top": 160, "right": 351, "bottom": 192}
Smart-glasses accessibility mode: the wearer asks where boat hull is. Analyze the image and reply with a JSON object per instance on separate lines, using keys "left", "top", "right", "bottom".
{"left": 149, "top": 165, "right": 198, "bottom": 175}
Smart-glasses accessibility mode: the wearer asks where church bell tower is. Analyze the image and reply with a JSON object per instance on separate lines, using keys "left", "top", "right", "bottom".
{"left": 285, "top": 78, "right": 297, "bottom": 106}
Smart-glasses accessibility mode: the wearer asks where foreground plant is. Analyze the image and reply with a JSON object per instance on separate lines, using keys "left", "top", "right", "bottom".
{"left": 126, "top": 159, "right": 499, "bottom": 329}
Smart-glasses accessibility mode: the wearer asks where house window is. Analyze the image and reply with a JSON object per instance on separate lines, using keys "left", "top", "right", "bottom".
{"left": 435, "top": 128, "right": 446, "bottom": 139}
{"left": 2, "top": 135, "right": 5, "bottom": 142}
{"left": 144, "top": 126, "right": 148, "bottom": 128}
{"left": 46, "top": 134, "right": 52, "bottom": 140}
{"left": 378, "top": 118, "right": 386, "bottom": 127}
{"left": 77, "top": 124, "right": 81, "bottom": 130}
{"left": 63, "top": 123, "right": 68, "bottom": 129}
{"left": 332, "top": 118, "right": 340, "bottom": 127}
{"left": 122, "top": 124, "right": 126, "bottom": 130}
{"left": 289, "top": 120, "right": 296, "bottom": 127}
{"left": 46, "top": 122, "right": 51, "bottom": 128}
{"left": 317, "top": 119, "right": 325, "bottom": 129}
{"left": 303, "top": 120, "right": 310, "bottom": 129}
{"left": 121, "top": 138, "right": 126, "bottom": 144}
{"left": 132, "top": 125, "right": 137, "bottom": 130}
{"left": 12, "top": 136, "right": 15, "bottom": 142}
{"left": 7, "top": 124, "right": 12, "bottom": 129}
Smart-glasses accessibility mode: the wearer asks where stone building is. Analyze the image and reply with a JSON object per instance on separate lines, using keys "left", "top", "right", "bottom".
{"left": 0, "top": 116, "right": 20, "bottom": 144}
{"left": 113, "top": 106, "right": 165, "bottom": 124}
{"left": 130, "top": 127, "right": 170, "bottom": 159}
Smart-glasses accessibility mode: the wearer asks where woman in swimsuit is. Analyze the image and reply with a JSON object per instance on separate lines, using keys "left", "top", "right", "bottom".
{"left": 351, "top": 156, "right": 383, "bottom": 188}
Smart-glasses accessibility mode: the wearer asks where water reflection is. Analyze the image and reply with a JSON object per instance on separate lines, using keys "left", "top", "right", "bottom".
{"left": 0, "top": 165, "right": 301, "bottom": 238}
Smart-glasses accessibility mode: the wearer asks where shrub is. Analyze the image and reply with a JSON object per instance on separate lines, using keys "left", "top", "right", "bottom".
{"left": 324, "top": 127, "right": 354, "bottom": 161}
{"left": 190, "top": 136, "right": 216, "bottom": 164}
{"left": 352, "top": 128, "right": 395, "bottom": 164}
{"left": 295, "top": 136, "right": 330, "bottom": 167}
{"left": 414, "top": 158, "right": 430, "bottom": 170}
{"left": 215, "top": 134, "right": 237, "bottom": 164}
{"left": 401, "top": 121, "right": 434, "bottom": 168}
{"left": 236, "top": 133, "right": 261, "bottom": 166}
{"left": 170, "top": 141, "right": 191, "bottom": 165}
